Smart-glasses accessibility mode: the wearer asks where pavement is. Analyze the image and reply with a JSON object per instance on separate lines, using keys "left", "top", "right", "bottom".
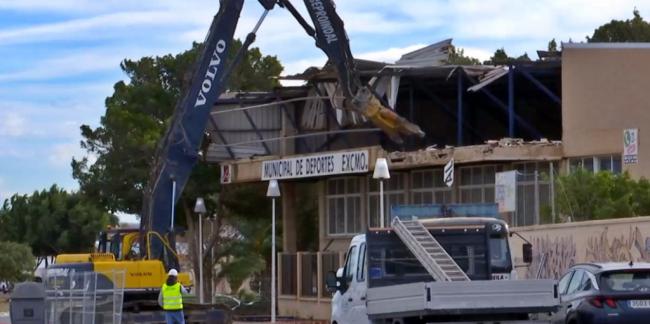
{"left": 0, "top": 294, "right": 8, "bottom": 324}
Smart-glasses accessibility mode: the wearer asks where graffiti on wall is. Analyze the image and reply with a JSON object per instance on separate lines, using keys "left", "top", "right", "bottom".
{"left": 523, "top": 225, "right": 650, "bottom": 279}
{"left": 585, "top": 226, "right": 650, "bottom": 262}
{"left": 525, "top": 235, "right": 576, "bottom": 280}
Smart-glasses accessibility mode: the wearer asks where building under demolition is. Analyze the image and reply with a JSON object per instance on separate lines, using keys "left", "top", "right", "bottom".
{"left": 205, "top": 42, "right": 650, "bottom": 319}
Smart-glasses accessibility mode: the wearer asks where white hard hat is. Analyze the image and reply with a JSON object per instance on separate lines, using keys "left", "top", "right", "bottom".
{"left": 168, "top": 269, "right": 178, "bottom": 276}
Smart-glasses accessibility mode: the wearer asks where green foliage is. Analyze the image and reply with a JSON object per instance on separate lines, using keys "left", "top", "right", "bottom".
{"left": 516, "top": 53, "right": 531, "bottom": 62}
{"left": 588, "top": 9, "right": 650, "bottom": 42}
{"left": 555, "top": 169, "right": 650, "bottom": 221}
{"left": 72, "top": 40, "right": 283, "bottom": 215}
{"left": 489, "top": 48, "right": 510, "bottom": 65}
{"left": 0, "top": 186, "right": 116, "bottom": 256}
{"left": 295, "top": 183, "right": 318, "bottom": 251}
{"left": 446, "top": 45, "right": 481, "bottom": 65}
{"left": 484, "top": 48, "right": 533, "bottom": 65}
{"left": 214, "top": 183, "right": 273, "bottom": 291}
{"left": 72, "top": 40, "right": 283, "bottom": 300}
{"left": 548, "top": 38, "right": 558, "bottom": 52}
{"left": 0, "top": 241, "right": 35, "bottom": 282}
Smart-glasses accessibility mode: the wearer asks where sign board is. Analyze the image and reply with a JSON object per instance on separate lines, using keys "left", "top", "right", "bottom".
{"left": 443, "top": 159, "right": 454, "bottom": 187}
{"left": 495, "top": 170, "right": 517, "bottom": 213}
{"left": 220, "top": 164, "right": 233, "bottom": 184}
{"left": 623, "top": 128, "right": 639, "bottom": 164}
{"left": 261, "top": 150, "right": 369, "bottom": 180}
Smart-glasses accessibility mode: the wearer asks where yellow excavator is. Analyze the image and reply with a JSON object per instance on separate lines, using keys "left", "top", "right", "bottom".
{"left": 55, "top": 227, "right": 191, "bottom": 296}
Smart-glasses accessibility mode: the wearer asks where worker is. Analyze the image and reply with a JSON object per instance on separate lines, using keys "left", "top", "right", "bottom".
{"left": 158, "top": 269, "right": 188, "bottom": 324}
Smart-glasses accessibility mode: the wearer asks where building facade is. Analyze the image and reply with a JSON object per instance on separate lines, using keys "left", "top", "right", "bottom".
{"left": 208, "top": 43, "right": 648, "bottom": 319}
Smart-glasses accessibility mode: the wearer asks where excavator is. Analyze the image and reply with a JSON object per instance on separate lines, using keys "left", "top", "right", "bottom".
{"left": 51, "top": 0, "right": 425, "bottom": 322}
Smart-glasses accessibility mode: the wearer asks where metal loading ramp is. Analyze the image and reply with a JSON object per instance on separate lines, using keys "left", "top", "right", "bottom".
{"left": 391, "top": 217, "right": 470, "bottom": 282}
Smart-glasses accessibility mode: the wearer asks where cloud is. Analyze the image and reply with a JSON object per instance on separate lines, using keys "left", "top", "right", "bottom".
{"left": 0, "top": 99, "right": 101, "bottom": 140}
{"left": 0, "top": 112, "right": 26, "bottom": 137}
{"left": 0, "top": 81, "right": 114, "bottom": 100}
{"left": 0, "top": 6, "right": 222, "bottom": 48}
{"left": 0, "top": 50, "right": 119, "bottom": 82}
{"left": 460, "top": 46, "right": 493, "bottom": 62}
{"left": 116, "top": 211, "right": 139, "bottom": 225}
{"left": 0, "top": 0, "right": 217, "bottom": 13}
{"left": 48, "top": 142, "right": 83, "bottom": 167}
{"left": 0, "top": 180, "right": 13, "bottom": 203}
{"left": 357, "top": 44, "right": 427, "bottom": 63}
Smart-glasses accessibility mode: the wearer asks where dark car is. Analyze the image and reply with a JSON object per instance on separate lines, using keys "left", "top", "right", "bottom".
{"left": 552, "top": 262, "right": 650, "bottom": 324}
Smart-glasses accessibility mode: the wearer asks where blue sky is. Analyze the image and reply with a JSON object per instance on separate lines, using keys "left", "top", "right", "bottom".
{"left": 0, "top": 0, "right": 647, "bottom": 203}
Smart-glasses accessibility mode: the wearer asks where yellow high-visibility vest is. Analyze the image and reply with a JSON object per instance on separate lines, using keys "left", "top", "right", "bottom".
{"left": 162, "top": 283, "right": 183, "bottom": 310}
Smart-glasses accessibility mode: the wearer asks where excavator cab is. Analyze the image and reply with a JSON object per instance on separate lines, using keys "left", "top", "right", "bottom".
{"left": 96, "top": 227, "right": 141, "bottom": 260}
{"left": 96, "top": 227, "right": 181, "bottom": 271}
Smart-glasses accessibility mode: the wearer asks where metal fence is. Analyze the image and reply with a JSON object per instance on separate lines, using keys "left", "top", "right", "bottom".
{"left": 280, "top": 254, "right": 297, "bottom": 296}
{"left": 300, "top": 253, "right": 318, "bottom": 298}
{"left": 44, "top": 269, "right": 125, "bottom": 324}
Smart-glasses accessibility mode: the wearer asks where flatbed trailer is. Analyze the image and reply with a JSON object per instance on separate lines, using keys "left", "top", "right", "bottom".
{"left": 367, "top": 280, "right": 557, "bottom": 321}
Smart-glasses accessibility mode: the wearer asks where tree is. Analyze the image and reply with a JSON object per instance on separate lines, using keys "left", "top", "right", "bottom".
{"left": 555, "top": 169, "right": 650, "bottom": 221}
{"left": 516, "top": 53, "right": 531, "bottom": 62}
{"left": 588, "top": 9, "right": 650, "bottom": 42}
{"left": 0, "top": 241, "right": 34, "bottom": 282}
{"left": 72, "top": 40, "right": 284, "bottom": 302}
{"left": 483, "top": 48, "right": 533, "bottom": 65}
{"left": 73, "top": 40, "right": 283, "bottom": 215}
{"left": 548, "top": 38, "right": 558, "bottom": 52}
{"left": 446, "top": 45, "right": 481, "bottom": 65}
{"left": 0, "top": 186, "right": 116, "bottom": 260}
{"left": 492, "top": 48, "right": 509, "bottom": 64}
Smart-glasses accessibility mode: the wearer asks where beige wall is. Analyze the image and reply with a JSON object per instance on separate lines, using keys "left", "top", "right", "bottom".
{"left": 562, "top": 44, "right": 650, "bottom": 178}
{"left": 511, "top": 216, "right": 650, "bottom": 279}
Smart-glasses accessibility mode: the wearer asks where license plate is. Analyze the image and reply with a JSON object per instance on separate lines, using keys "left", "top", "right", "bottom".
{"left": 491, "top": 273, "right": 510, "bottom": 280}
{"left": 629, "top": 300, "right": 650, "bottom": 308}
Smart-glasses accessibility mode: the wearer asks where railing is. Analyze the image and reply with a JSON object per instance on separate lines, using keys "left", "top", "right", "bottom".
{"left": 279, "top": 251, "right": 344, "bottom": 302}
{"left": 44, "top": 270, "right": 125, "bottom": 324}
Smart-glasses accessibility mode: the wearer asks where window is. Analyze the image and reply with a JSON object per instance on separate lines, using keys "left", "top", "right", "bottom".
{"left": 513, "top": 162, "right": 552, "bottom": 226}
{"left": 569, "top": 155, "right": 622, "bottom": 174}
{"left": 410, "top": 169, "right": 451, "bottom": 204}
{"left": 344, "top": 245, "right": 359, "bottom": 285}
{"left": 327, "top": 178, "right": 362, "bottom": 235}
{"left": 357, "top": 243, "right": 366, "bottom": 282}
{"left": 459, "top": 165, "right": 502, "bottom": 203}
{"left": 566, "top": 270, "right": 585, "bottom": 295}
{"left": 436, "top": 234, "right": 488, "bottom": 279}
{"left": 558, "top": 271, "right": 573, "bottom": 295}
{"left": 600, "top": 270, "right": 650, "bottom": 292}
{"left": 580, "top": 275, "right": 593, "bottom": 291}
{"left": 368, "top": 174, "right": 406, "bottom": 228}
{"left": 489, "top": 236, "right": 510, "bottom": 271}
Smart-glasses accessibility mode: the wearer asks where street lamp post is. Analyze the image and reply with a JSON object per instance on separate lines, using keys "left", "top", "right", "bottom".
{"left": 194, "top": 197, "right": 207, "bottom": 304}
{"left": 373, "top": 158, "right": 390, "bottom": 228}
{"left": 266, "top": 180, "right": 281, "bottom": 323}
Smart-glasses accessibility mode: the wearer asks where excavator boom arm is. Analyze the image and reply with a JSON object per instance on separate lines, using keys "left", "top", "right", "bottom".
{"left": 142, "top": 0, "right": 424, "bottom": 269}
{"left": 141, "top": 0, "right": 245, "bottom": 263}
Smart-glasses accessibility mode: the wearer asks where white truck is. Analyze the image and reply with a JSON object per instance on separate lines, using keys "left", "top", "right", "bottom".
{"left": 326, "top": 216, "right": 559, "bottom": 323}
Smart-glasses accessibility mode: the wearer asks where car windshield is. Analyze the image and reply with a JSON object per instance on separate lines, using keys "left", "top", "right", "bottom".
{"left": 488, "top": 236, "right": 511, "bottom": 271}
{"left": 600, "top": 270, "right": 650, "bottom": 292}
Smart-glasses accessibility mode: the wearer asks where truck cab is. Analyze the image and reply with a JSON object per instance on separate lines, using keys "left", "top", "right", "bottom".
{"left": 327, "top": 217, "right": 542, "bottom": 324}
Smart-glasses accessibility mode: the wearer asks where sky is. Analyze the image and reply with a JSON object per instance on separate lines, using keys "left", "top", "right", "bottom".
{"left": 0, "top": 0, "right": 647, "bottom": 205}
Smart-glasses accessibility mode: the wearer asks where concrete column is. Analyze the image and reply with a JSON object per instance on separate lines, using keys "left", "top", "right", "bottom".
{"left": 282, "top": 182, "right": 297, "bottom": 253}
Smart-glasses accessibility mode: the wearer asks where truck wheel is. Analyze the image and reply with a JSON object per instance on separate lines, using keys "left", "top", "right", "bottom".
{"left": 391, "top": 319, "right": 404, "bottom": 324}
